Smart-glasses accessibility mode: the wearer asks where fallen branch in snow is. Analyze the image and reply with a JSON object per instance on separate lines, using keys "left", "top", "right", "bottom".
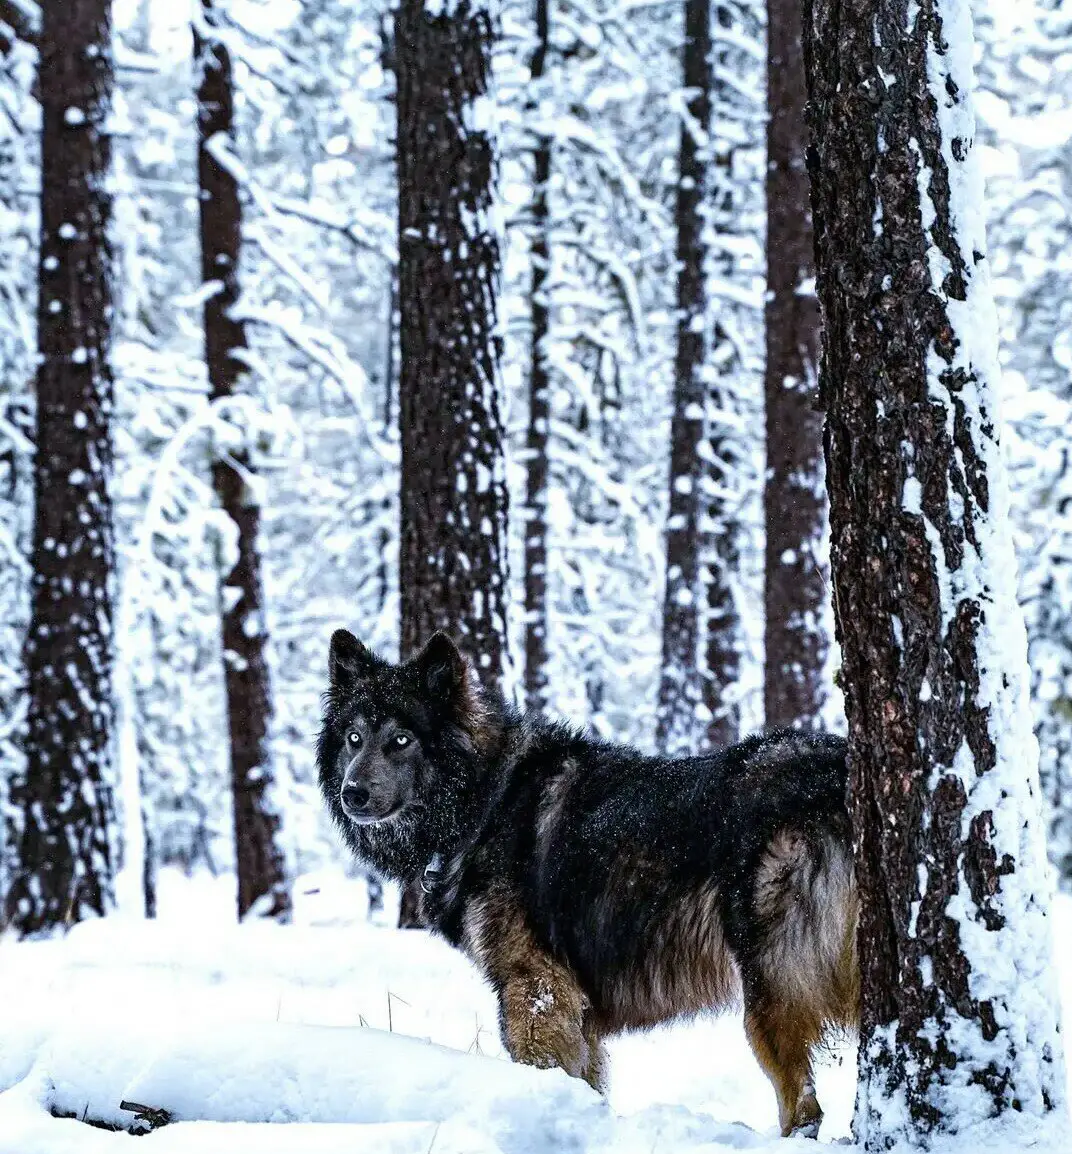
{"left": 118, "top": 1099, "right": 173, "bottom": 1133}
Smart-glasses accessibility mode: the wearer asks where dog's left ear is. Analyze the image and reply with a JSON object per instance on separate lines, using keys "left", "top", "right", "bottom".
{"left": 412, "top": 632, "right": 468, "bottom": 704}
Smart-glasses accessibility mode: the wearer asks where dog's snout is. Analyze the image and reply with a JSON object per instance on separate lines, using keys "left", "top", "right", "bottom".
{"left": 341, "top": 781, "right": 372, "bottom": 816}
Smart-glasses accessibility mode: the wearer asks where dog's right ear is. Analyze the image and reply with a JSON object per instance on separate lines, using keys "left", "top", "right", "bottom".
{"left": 329, "top": 630, "right": 379, "bottom": 688}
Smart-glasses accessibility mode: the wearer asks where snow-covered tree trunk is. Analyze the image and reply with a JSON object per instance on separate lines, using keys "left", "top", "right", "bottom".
{"left": 4, "top": 0, "right": 119, "bottom": 936}
{"left": 522, "top": 0, "right": 551, "bottom": 716}
{"left": 763, "top": 0, "right": 825, "bottom": 732}
{"left": 0, "top": 0, "right": 35, "bottom": 908}
{"left": 655, "top": 0, "right": 713, "bottom": 756}
{"left": 699, "top": 0, "right": 746, "bottom": 752}
{"left": 395, "top": 0, "right": 508, "bottom": 924}
{"left": 804, "top": 0, "right": 1067, "bottom": 1144}
{"left": 195, "top": 0, "right": 290, "bottom": 923}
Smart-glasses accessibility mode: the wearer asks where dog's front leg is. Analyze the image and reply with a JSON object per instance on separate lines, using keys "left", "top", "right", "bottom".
{"left": 496, "top": 961, "right": 606, "bottom": 1092}
{"left": 463, "top": 885, "right": 607, "bottom": 1092}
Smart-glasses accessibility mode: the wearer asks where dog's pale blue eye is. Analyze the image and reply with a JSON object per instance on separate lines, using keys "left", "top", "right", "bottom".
{"left": 394, "top": 733, "right": 410, "bottom": 749}
{"left": 347, "top": 731, "right": 362, "bottom": 747}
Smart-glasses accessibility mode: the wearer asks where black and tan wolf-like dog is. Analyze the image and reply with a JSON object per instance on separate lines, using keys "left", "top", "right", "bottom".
{"left": 318, "top": 630, "right": 859, "bottom": 1138}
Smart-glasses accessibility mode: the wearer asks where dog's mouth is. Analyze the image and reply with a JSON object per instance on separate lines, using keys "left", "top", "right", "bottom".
{"left": 348, "top": 802, "right": 406, "bottom": 827}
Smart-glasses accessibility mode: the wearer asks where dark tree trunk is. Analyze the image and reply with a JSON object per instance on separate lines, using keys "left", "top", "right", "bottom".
{"left": 805, "top": 0, "right": 1065, "bottom": 1144}
{"left": 4, "top": 0, "right": 118, "bottom": 936}
{"left": 700, "top": 2, "right": 744, "bottom": 752}
{"left": 196, "top": 1, "right": 290, "bottom": 923}
{"left": 763, "top": 0, "right": 825, "bottom": 731}
{"left": 655, "top": 0, "right": 713, "bottom": 756}
{"left": 395, "top": 0, "right": 508, "bottom": 924}
{"left": 523, "top": 0, "right": 551, "bottom": 716}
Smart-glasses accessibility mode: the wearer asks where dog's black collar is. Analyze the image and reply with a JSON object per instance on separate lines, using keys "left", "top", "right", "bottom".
{"left": 420, "top": 852, "right": 444, "bottom": 894}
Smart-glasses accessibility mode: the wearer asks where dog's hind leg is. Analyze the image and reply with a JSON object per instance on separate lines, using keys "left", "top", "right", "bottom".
{"left": 743, "top": 996, "right": 823, "bottom": 1138}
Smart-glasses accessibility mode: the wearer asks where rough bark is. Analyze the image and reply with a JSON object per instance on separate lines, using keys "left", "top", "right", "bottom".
{"left": 523, "top": 0, "right": 551, "bottom": 715}
{"left": 196, "top": 1, "right": 290, "bottom": 923}
{"left": 763, "top": 0, "right": 825, "bottom": 731}
{"left": 395, "top": 0, "right": 508, "bottom": 924}
{"left": 700, "top": 1, "right": 744, "bottom": 752}
{"left": 804, "top": 0, "right": 1065, "bottom": 1143}
{"left": 4, "top": 0, "right": 118, "bottom": 935}
{"left": 395, "top": 0, "right": 507, "bottom": 676}
{"left": 655, "top": 0, "right": 713, "bottom": 756}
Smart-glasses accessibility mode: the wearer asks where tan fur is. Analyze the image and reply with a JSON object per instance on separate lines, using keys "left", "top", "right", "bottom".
{"left": 463, "top": 885, "right": 607, "bottom": 1091}
{"left": 598, "top": 882, "right": 741, "bottom": 1032}
{"left": 745, "top": 1001, "right": 824, "bottom": 1137}
{"left": 753, "top": 829, "right": 859, "bottom": 1026}
{"left": 748, "top": 829, "right": 859, "bottom": 1134}
{"left": 535, "top": 758, "right": 578, "bottom": 854}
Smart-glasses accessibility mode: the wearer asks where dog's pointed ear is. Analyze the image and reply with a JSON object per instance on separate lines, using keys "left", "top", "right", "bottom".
{"left": 412, "top": 632, "right": 467, "bottom": 703}
{"left": 329, "top": 630, "right": 379, "bottom": 688}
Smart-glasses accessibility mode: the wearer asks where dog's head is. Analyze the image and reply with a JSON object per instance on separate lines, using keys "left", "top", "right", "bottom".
{"left": 317, "top": 630, "right": 491, "bottom": 851}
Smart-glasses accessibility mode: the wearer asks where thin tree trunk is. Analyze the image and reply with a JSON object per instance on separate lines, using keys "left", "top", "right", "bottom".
{"left": 4, "top": 0, "right": 118, "bottom": 935}
{"left": 700, "top": 1, "right": 744, "bottom": 751}
{"left": 655, "top": 0, "right": 713, "bottom": 756}
{"left": 805, "top": 0, "right": 1066, "bottom": 1144}
{"left": 523, "top": 0, "right": 551, "bottom": 716}
{"left": 195, "top": 1, "right": 290, "bottom": 923}
{"left": 762, "top": 0, "right": 825, "bottom": 731}
{"left": 395, "top": 0, "right": 508, "bottom": 924}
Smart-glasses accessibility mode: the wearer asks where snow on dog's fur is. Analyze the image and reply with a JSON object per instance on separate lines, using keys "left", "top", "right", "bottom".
{"left": 317, "top": 630, "right": 858, "bottom": 1138}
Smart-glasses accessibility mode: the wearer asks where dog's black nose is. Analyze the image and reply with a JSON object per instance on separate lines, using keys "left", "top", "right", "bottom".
{"left": 341, "top": 782, "right": 372, "bottom": 816}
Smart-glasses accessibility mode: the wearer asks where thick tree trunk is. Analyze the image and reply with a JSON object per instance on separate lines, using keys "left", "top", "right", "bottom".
{"left": 655, "top": 0, "right": 713, "bottom": 756}
{"left": 805, "top": 0, "right": 1066, "bottom": 1144}
{"left": 523, "top": 0, "right": 551, "bottom": 716}
{"left": 395, "top": 0, "right": 508, "bottom": 922}
{"left": 395, "top": 0, "right": 508, "bottom": 674}
{"left": 4, "top": 0, "right": 118, "bottom": 935}
{"left": 196, "top": 2, "right": 290, "bottom": 923}
{"left": 762, "top": 0, "right": 825, "bottom": 731}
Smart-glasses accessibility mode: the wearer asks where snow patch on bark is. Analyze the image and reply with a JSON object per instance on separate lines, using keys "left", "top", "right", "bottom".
{"left": 864, "top": 0, "right": 1069, "bottom": 1138}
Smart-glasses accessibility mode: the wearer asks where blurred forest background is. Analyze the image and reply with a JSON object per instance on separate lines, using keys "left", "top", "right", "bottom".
{"left": 0, "top": 0, "right": 1069, "bottom": 927}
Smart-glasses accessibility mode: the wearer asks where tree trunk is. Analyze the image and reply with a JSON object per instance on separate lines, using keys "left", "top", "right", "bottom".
{"left": 655, "top": 0, "right": 713, "bottom": 756}
{"left": 395, "top": 0, "right": 508, "bottom": 923}
{"left": 196, "top": 1, "right": 290, "bottom": 923}
{"left": 4, "top": 0, "right": 118, "bottom": 935}
{"left": 700, "top": 1, "right": 745, "bottom": 751}
{"left": 762, "top": 0, "right": 825, "bottom": 731}
{"left": 523, "top": 0, "right": 551, "bottom": 716}
{"left": 805, "top": 0, "right": 1066, "bottom": 1144}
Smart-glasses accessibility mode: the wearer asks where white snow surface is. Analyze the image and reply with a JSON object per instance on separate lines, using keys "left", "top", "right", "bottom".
{"left": 0, "top": 870, "right": 1069, "bottom": 1153}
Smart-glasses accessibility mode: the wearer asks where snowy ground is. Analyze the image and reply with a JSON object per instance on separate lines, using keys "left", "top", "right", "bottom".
{"left": 0, "top": 868, "right": 1068, "bottom": 1153}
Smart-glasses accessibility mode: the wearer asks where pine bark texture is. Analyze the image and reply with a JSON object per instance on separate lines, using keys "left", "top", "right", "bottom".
{"left": 804, "top": 0, "right": 1065, "bottom": 1144}
{"left": 395, "top": 0, "right": 508, "bottom": 679}
{"left": 523, "top": 0, "right": 551, "bottom": 715}
{"left": 763, "top": 0, "right": 825, "bottom": 731}
{"left": 655, "top": 0, "right": 713, "bottom": 756}
{"left": 700, "top": 1, "right": 744, "bottom": 752}
{"left": 196, "top": 4, "right": 290, "bottom": 923}
{"left": 395, "top": 0, "right": 508, "bottom": 925}
{"left": 4, "top": 0, "right": 118, "bottom": 935}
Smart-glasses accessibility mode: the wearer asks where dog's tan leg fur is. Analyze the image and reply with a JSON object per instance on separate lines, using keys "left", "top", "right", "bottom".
{"left": 465, "top": 887, "right": 607, "bottom": 1092}
{"left": 744, "top": 1000, "right": 823, "bottom": 1138}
